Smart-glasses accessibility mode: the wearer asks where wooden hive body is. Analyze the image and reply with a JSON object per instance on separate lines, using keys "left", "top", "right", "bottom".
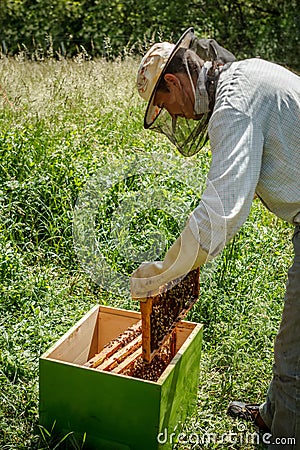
{"left": 39, "top": 305, "right": 203, "bottom": 450}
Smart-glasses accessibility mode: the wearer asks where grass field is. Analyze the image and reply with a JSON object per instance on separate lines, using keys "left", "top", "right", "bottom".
{"left": 0, "top": 55, "right": 294, "bottom": 449}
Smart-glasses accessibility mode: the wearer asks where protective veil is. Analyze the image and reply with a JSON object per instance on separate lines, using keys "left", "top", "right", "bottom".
{"left": 139, "top": 28, "right": 236, "bottom": 157}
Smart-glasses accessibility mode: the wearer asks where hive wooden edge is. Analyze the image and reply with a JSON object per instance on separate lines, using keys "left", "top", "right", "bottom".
{"left": 39, "top": 304, "right": 203, "bottom": 386}
{"left": 40, "top": 305, "right": 141, "bottom": 360}
{"left": 157, "top": 321, "right": 203, "bottom": 383}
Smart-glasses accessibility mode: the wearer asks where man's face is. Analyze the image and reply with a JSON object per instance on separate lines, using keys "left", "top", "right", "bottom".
{"left": 154, "top": 72, "right": 197, "bottom": 120}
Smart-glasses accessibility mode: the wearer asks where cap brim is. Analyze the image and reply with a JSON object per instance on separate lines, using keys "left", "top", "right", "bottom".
{"left": 144, "top": 27, "right": 195, "bottom": 129}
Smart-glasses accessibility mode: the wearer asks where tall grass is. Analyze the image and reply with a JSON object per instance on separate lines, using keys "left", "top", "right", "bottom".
{"left": 0, "top": 55, "right": 293, "bottom": 449}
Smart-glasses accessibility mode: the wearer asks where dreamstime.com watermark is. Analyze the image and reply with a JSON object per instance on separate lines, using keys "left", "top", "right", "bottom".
{"left": 157, "top": 427, "right": 296, "bottom": 447}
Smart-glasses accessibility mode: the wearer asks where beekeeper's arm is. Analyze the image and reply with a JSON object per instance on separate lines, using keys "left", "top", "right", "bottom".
{"left": 130, "top": 217, "right": 210, "bottom": 299}
{"left": 130, "top": 107, "right": 263, "bottom": 299}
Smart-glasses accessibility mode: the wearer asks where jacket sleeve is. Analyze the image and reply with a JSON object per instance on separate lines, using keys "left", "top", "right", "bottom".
{"left": 131, "top": 105, "right": 263, "bottom": 298}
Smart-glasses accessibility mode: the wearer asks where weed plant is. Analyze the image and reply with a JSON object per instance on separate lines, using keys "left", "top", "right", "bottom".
{"left": 0, "top": 55, "right": 293, "bottom": 449}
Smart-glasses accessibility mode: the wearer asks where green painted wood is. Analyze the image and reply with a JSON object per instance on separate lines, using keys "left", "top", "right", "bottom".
{"left": 39, "top": 309, "right": 203, "bottom": 450}
{"left": 40, "top": 360, "right": 161, "bottom": 450}
{"left": 158, "top": 324, "right": 203, "bottom": 448}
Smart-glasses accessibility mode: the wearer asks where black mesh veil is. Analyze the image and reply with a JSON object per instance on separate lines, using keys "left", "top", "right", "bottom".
{"left": 149, "top": 108, "right": 211, "bottom": 157}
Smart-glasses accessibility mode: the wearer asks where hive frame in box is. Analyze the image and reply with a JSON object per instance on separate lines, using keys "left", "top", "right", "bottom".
{"left": 39, "top": 305, "right": 203, "bottom": 450}
{"left": 84, "top": 320, "right": 143, "bottom": 370}
{"left": 82, "top": 268, "right": 200, "bottom": 372}
{"left": 140, "top": 268, "right": 200, "bottom": 362}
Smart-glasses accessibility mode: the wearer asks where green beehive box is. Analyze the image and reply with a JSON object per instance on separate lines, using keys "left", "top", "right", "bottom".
{"left": 39, "top": 305, "right": 203, "bottom": 450}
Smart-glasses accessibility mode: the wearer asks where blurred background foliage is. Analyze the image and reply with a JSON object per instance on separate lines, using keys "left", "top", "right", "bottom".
{"left": 0, "top": 0, "right": 299, "bottom": 70}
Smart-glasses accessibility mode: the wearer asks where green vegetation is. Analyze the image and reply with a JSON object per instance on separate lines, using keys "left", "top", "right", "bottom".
{"left": 0, "top": 56, "right": 293, "bottom": 449}
{"left": 0, "top": 0, "right": 299, "bottom": 71}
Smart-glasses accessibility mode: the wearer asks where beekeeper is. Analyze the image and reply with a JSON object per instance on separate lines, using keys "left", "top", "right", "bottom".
{"left": 130, "top": 27, "right": 300, "bottom": 448}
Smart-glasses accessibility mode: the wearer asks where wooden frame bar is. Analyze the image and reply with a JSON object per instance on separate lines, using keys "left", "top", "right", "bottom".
{"left": 140, "top": 268, "right": 200, "bottom": 363}
{"left": 95, "top": 334, "right": 142, "bottom": 371}
{"left": 84, "top": 320, "right": 142, "bottom": 369}
{"left": 112, "top": 347, "right": 143, "bottom": 375}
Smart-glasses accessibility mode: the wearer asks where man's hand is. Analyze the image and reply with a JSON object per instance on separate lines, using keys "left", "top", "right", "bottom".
{"left": 130, "top": 222, "right": 209, "bottom": 299}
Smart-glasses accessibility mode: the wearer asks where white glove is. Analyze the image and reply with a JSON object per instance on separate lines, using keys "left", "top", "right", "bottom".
{"left": 130, "top": 221, "right": 210, "bottom": 299}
